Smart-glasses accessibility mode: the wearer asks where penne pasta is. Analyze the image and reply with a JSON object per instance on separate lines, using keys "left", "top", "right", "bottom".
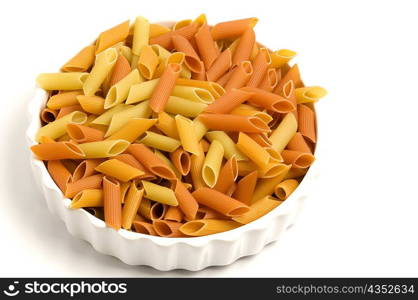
{"left": 170, "top": 147, "right": 191, "bottom": 176}
{"left": 131, "top": 16, "right": 150, "bottom": 56}
{"left": 269, "top": 113, "right": 298, "bottom": 152}
{"left": 133, "top": 219, "right": 157, "bottom": 235}
{"left": 47, "top": 91, "right": 83, "bottom": 110}
{"left": 195, "top": 24, "right": 219, "bottom": 69}
{"left": 77, "top": 95, "right": 106, "bottom": 115}
{"left": 149, "top": 63, "right": 181, "bottom": 113}
{"left": 298, "top": 104, "right": 316, "bottom": 143}
{"left": 213, "top": 156, "right": 238, "bottom": 194}
{"left": 149, "top": 23, "right": 171, "bottom": 38}
{"left": 205, "top": 130, "right": 247, "bottom": 161}
{"left": 153, "top": 220, "right": 184, "bottom": 237}
{"left": 126, "top": 78, "right": 159, "bottom": 104}
{"left": 204, "top": 88, "right": 252, "bottom": 114}
{"left": 150, "top": 22, "right": 199, "bottom": 50}
{"left": 156, "top": 112, "right": 179, "bottom": 139}
{"left": 236, "top": 132, "right": 272, "bottom": 169}
{"left": 172, "top": 180, "right": 199, "bottom": 220}
{"left": 104, "top": 69, "right": 142, "bottom": 109}
{"left": 95, "top": 159, "right": 144, "bottom": 181}
{"left": 206, "top": 48, "right": 232, "bottom": 82}
{"left": 83, "top": 48, "right": 118, "bottom": 96}
{"left": 287, "top": 132, "right": 312, "bottom": 153}
{"left": 180, "top": 219, "right": 240, "bottom": 236}
{"left": 108, "top": 54, "right": 132, "bottom": 90}
{"left": 153, "top": 149, "right": 182, "bottom": 179}
{"left": 103, "top": 176, "right": 122, "bottom": 230}
{"left": 242, "top": 87, "right": 295, "bottom": 113}
{"left": 36, "top": 73, "right": 89, "bottom": 91}
{"left": 246, "top": 48, "right": 271, "bottom": 87}
{"left": 295, "top": 86, "right": 328, "bottom": 104}
{"left": 56, "top": 105, "right": 83, "bottom": 119}
{"left": 95, "top": 20, "right": 130, "bottom": 54}
{"left": 70, "top": 189, "right": 103, "bottom": 209}
{"left": 61, "top": 45, "right": 96, "bottom": 72}
{"left": 270, "top": 49, "right": 297, "bottom": 68}
{"left": 192, "top": 187, "right": 250, "bottom": 217}
{"left": 127, "top": 144, "right": 176, "bottom": 179}
{"left": 65, "top": 174, "right": 103, "bottom": 198}
{"left": 202, "top": 140, "right": 224, "bottom": 187}
{"left": 40, "top": 108, "right": 57, "bottom": 124}
{"left": 66, "top": 124, "right": 104, "bottom": 143}
{"left": 274, "top": 179, "right": 299, "bottom": 200}
{"left": 274, "top": 64, "right": 304, "bottom": 94}
{"left": 122, "top": 181, "right": 144, "bottom": 229}
{"left": 72, "top": 159, "right": 102, "bottom": 182}
{"left": 165, "top": 96, "right": 207, "bottom": 117}
{"left": 281, "top": 150, "right": 315, "bottom": 169}
{"left": 211, "top": 17, "right": 258, "bottom": 40}
{"left": 251, "top": 165, "right": 290, "bottom": 203}
{"left": 199, "top": 113, "right": 270, "bottom": 133}
{"left": 142, "top": 181, "right": 178, "bottom": 206}
{"left": 106, "top": 118, "right": 157, "bottom": 142}
{"left": 258, "top": 68, "right": 278, "bottom": 92}
{"left": 164, "top": 206, "right": 184, "bottom": 222}
{"left": 77, "top": 139, "right": 129, "bottom": 158}
{"left": 224, "top": 60, "right": 253, "bottom": 92}
{"left": 233, "top": 170, "right": 258, "bottom": 205}
{"left": 31, "top": 141, "right": 85, "bottom": 160}
{"left": 137, "top": 45, "right": 159, "bottom": 79}
{"left": 172, "top": 35, "right": 203, "bottom": 74}
{"left": 175, "top": 115, "right": 201, "bottom": 155}
{"left": 138, "top": 131, "right": 181, "bottom": 152}
{"left": 91, "top": 104, "right": 131, "bottom": 126}
{"left": 47, "top": 160, "right": 72, "bottom": 193}
{"left": 172, "top": 85, "right": 214, "bottom": 104}
{"left": 232, "top": 195, "right": 283, "bottom": 224}
{"left": 232, "top": 27, "right": 255, "bottom": 66}
{"left": 176, "top": 78, "right": 225, "bottom": 98}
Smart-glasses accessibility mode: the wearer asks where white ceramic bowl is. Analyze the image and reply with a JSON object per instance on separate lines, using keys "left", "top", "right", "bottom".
{"left": 25, "top": 22, "right": 319, "bottom": 270}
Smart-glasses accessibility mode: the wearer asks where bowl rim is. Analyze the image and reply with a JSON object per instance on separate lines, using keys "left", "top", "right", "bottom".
{"left": 25, "top": 18, "right": 320, "bottom": 248}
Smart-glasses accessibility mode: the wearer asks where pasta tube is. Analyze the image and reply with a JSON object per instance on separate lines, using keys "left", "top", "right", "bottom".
{"left": 142, "top": 181, "right": 178, "bottom": 206}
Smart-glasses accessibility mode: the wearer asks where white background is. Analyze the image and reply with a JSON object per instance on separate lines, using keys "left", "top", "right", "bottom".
{"left": 0, "top": 0, "right": 417, "bottom": 277}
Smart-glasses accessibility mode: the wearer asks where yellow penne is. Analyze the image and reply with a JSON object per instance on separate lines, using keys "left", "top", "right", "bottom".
{"left": 104, "top": 69, "right": 143, "bottom": 109}
{"left": 165, "top": 96, "right": 207, "bottom": 117}
{"left": 172, "top": 86, "right": 214, "bottom": 104}
{"left": 270, "top": 49, "right": 297, "bottom": 68}
{"left": 202, "top": 140, "right": 224, "bottom": 187}
{"left": 295, "top": 86, "right": 327, "bottom": 104}
{"left": 126, "top": 79, "right": 159, "bottom": 104}
{"left": 205, "top": 131, "right": 247, "bottom": 161}
{"left": 193, "top": 13, "right": 207, "bottom": 25}
{"left": 167, "top": 52, "right": 191, "bottom": 79}
{"left": 269, "top": 113, "right": 298, "bottom": 152}
{"left": 122, "top": 182, "right": 144, "bottom": 229}
{"left": 137, "top": 45, "right": 159, "bottom": 79}
{"left": 91, "top": 104, "right": 131, "bottom": 126}
{"left": 156, "top": 112, "right": 179, "bottom": 139}
{"left": 251, "top": 165, "right": 290, "bottom": 203}
{"left": 236, "top": 132, "right": 270, "bottom": 168}
{"left": 83, "top": 48, "right": 118, "bottom": 96}
{"left": 70, "top": 189, "right": 103, "bottom": 209}
{"left": 35, "top": 111, "right": 87, "bottom": 142}
{"left": 119, "top": 45, "right": 133, "bottom": 64}
{"left": 173, "top": 19, "right": 192, "bottom": 30}
{"left": 232, "top": 196, "right": 283, "bottom": 224}
{"left": 77, "top": 139, "right": 129, "bottom": 158}
{"left": 149, "top": 23, "right": 171, "bottom": 38}
{"left": 274, "top": 179, "right": 299, "bottom": 200}
{"left": 106, "top": 118, "right": 157, "bottom": 142}
{"left": 77, "top": 95, "right": 105, "bottom": 115}
{"left": 193, "top": 118, "right": 208, "bottom": 140}
{"left": 231, "top": 105, "right": 273, "bottom": 124}
{"left": 95, "top": 159, "right": 144, "bottom": 181}
{"left": 175, "top": 115, "right": 200, "bottom": 155}
{"left": 138, "top": 131, "right": 181, "bottom": 152}
{"left": 153, "top": 150, "right": 182, "bottom": 179}
{"left": 36, "top": 72, "right": 89, "bottom": 90}
{"left": 180, "top": 219, "right": 240, "bottom": 236}
{"left": 132, "top": 16, "right": 150, "bottom": 56}
{"left": 142, "top": 181, "right": 178, "bottom": 206}
{"left": 105, "top": 101, "right": 151, "bottom": 136}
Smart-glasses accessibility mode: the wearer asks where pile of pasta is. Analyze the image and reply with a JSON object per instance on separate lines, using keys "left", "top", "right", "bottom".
{"left": 32, "top": 15, "right": 327, "bottom": 237}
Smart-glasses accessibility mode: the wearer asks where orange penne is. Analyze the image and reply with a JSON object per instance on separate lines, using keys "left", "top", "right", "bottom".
{"left": 164, "top": 206, "right": 184, "bottom": 222}
{"left": 195, "top": 24, "right": 219, "bottom": 69}
{"left": 61, "top": 45, "right": 96, "bottom": 72}
{"left": 153, "top": 220, "right": 184, "bottom": 237}
{"left": 216, "top": 68, "right": 233, "bottom": 86}
{"left": 195, "top": 206, "right": 228, "bottom": 220}
{"left": 127, "top": 144, "right": 176, "bottom": 179}
{"left": 150, "top": 202, "right": 167, "bottom": 220}
{"left": 246, "top": 48, "right": 271, "bottom": 87}
{"left": 47, "top": 91, "right": 82, "bottom": 110}
{"left": 108, "top": 55, "right": 131, "bottom": 87}
{"left": 133, "top": 219, "right": 157, "bottom": 235}
{"left": 137, "top": 45, "right": 159, "bottom": 79}
{"left": 95, "top": 20, "right": 130, "bottom": 54}
{"left": 278, "top": 79, "right": 297, "bottom": 119}
{"left": 72, "top": 159, "right": 102, "bottom": 182}
{"left": 198, "top": 113, "right": 270, "bottom": 133}
{"left": 76, "top": 95, "right": 106, "bottom": 115}
{"left": 241, "top": 87, "right": 295, "bottom": 113}
{"left": 258, "top": 68, "right": 279, "bottom": 92}
{"left": 274, "top": 64, "right": 304, "bottom": 94}
{"left": 103, "top": 176, "right": 121, "bottom": 230}
{"left": 150, "top": 22, "right": 199, "bottom": 50}
{"left": 211, "top": 17, "right": 258, "bottom": 40}
{"left": 213, "top": 156, "right": 238, "bottom": 194}
{"left": 31, "top": 141, "right": 85, "bottom": 160}
{"left": 191, "top": 62, "right": 206, "bottom": 81}
{"left": 287, "top": 132, "right": 312, "bottom": 153}
{"left": 169, "top": 147, "right": 191, "bottom": 176}
{"left": 232, "top": 27, "right": 255, "bottom": 66}
{"left": 172, "top": 35, "right": 203, "bottom": 73}
{"left": 233, "top": 170, "right": 258, "bottom": 205}
{"left": 66, "top": 124, "right": 104, "bottom": 143}
{"left": 149, "top": 63, "right": 180, "bottom": 113}
{"left": 204, "top": 88, "right": 253, "bottom": 114}
{"left": 175, "top": 78, "right": 226, "bottom": 98}
{"left": 282, "top": 150, "right": 315, "bottom": 169}
{"left": 172, "top": 180, "right": 199, "bottom": 220}
{"left": 40, "top": 108, "right": 57, "bottom": 123}
{"left": 192, "top": 187, "right": 250, "bottom": 217}
{"left": 56, "top": 105, "right": 83, "bottom": 119}
{"left": 206, "top": 48, "right": 232, "bottom": 82}
{"left": 247, "top": 133, "right": 272, "bottom": 147}
{"left": 274, "top": 179, "right": 299, "bottom": 200}
{"left": 298, "top": 104, "right": 316, "bottom": 143}
{"left": 113, "top": 153, "right": 155, "bottom": 180}
{"left": 47, "top": 160, "right": 72, "bottom": 193}
{"left": 224, "top": 60, "right": 253, "bottom": 92}
{"left": 65, "top": 174, "right": 103, "bottom": 198}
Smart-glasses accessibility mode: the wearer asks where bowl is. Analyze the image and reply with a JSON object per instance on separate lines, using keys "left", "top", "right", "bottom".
{"left": 25, "top": 20, "right": 319, "bottom": 271}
